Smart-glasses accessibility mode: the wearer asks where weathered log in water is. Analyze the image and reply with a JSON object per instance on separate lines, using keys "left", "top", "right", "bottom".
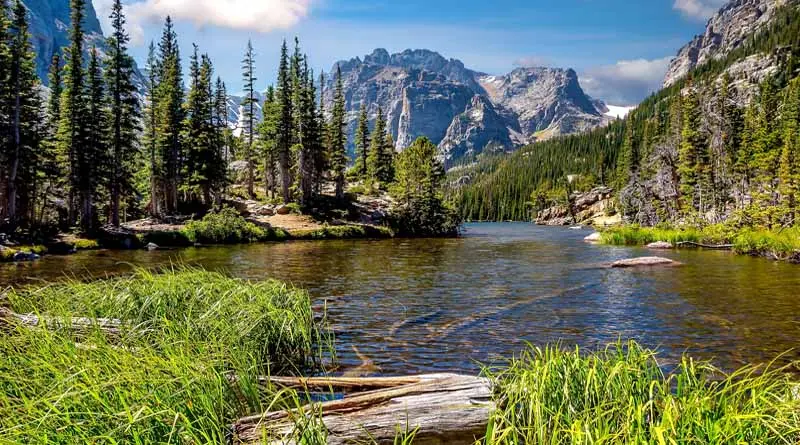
{"left": 231, "top": 374, "right": 494, "bottom": 445}
{"left": 675, "top": 241, "right": 734, "bottom": 250}
{"left": 0, "top": 306, "right": 123, "bottom": 338}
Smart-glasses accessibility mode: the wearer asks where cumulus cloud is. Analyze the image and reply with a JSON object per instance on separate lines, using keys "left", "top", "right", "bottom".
{"left": 94, "top": 0, "right": 312, "bottom": 45}
{"left": 579, "top": 57, "right": 672, "bottom": 106}
{"left": 673, "top": 0, "right": 727, "bottom": 20}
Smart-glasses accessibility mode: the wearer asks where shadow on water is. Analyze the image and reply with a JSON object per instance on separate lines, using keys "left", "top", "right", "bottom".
{"left": 2, "top": 222, "right": 800, "bottom": 374}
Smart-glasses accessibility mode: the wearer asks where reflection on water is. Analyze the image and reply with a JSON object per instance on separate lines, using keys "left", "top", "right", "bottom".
{"left": 2, "top": 223, "right": 800, "bottom": 375}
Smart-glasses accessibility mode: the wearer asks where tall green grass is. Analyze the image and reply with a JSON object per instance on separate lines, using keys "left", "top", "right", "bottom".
{"left": 483, "top": 342, "right": 800, "bottom": 444}
{"left": 601, "top": 225, "right": 800, "bottom": 261}
{"left": 0, "top": 267, "right": 330, "bottom": 444}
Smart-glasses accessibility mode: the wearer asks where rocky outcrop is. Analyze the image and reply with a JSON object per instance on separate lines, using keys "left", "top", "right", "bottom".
{"left": 663, "top": 0, "right": 795, "bottom": 87}
{"left": 321, "top": 48, "right": 605, "bottom": 165}
{"left": 535, "top": 187, "right": 620, "bottom": 226}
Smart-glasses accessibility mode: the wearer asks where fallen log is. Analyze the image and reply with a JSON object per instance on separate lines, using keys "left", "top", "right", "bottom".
{"left": 675, "top": 241, "right": 734, "bottom": 250}
{"left": 231, "top": 373, "right": 494, "bottom": 445}
{"left": 0, "top": 306, "right": 123, "bottom": 338}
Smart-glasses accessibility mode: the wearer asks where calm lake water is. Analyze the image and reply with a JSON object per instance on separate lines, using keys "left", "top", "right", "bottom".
{"left": 2, "top": 222, "right": 800, "bottom": 374}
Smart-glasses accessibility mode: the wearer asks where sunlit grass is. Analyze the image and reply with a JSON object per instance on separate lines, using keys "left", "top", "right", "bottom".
{"left": 0, "top": 267, "right": 330, "bottom": 443}
{"left": 482, "top": 341, "right": 800, "bottom": 444}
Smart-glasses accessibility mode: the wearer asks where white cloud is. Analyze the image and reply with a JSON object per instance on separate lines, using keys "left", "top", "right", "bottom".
{"left": 94, "top": 0, "right": 313, "bottom": 46}
{"left": 579, "top": 57, "right": 672, "bottom": 106}
{"left": 673, "top": 0, "right": 727, "bottom": 20}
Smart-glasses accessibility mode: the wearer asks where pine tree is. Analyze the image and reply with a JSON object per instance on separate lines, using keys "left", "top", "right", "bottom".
{"left": 0, "top": 0, "right": 10, "bottom": 222}
{"left": 276, "top": 40, "right": 294, "bottom": 202}
{"left": 155, "top": 17, "right": 184, "bottom": 214}
{"left": 213, "top": 76, "right": 230, "bottom": 203}
{"left": 316, "top": 71, "right": 327, "bottom": 193}
{"left": 383, "top": 131, "right": 396, "bottom": 183}
{"left": 616, "top": 122, "right": 638, "bottom": 188}
{"left": 143, "top": 41, "right": 161, "bottom": 216}
{"left": 105, "top": 0, "right": 140, "bottom": 226}
{"left": 241, "top": 40, "right": 257, "bottom": 198}
{"left": 329, "top": 66, "right": 347, "bottom": 200}
{"left": 367, "top": 107, "right": 385, "bottom": 181}
{"left": 779, "top": 78, "right": 800, "bottom": 223}
{"left": 298, "top": 60, "right": 322, "bottom": 204}
{"left": 752, "top": 80, "right": 782, "bottom": 217}
{"left": 260, "top": 85, "right": 279, "bottom": 198}
{"left": 4, "top": 0, "right": 42, "bottom": 226}
{"left": 678, "top": 84, "right": 708, "bottom": 212}
{"left": 80, "top": 47, "right": 108, "bottom": 231}
{"left": 354, "top": 104, "right": 370, "bottom": 178}
{"left": 57, "top": 0, "right": 91, "bottom": 228}
{"left": 46, "top": 55, "right": 61, "bottom": 136}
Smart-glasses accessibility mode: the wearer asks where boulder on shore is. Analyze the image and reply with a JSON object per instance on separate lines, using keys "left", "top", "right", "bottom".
{"left": 584, "top": 232, "right": 602, "bottom": 243}
{"left": 611, "top": 257, "right": 679, "bottom": 268}
{"left": 647, "top": 241, "right": 674, "bottom": 250}
{"left": 12, "top": 251, "right": 40, "bottom": 262}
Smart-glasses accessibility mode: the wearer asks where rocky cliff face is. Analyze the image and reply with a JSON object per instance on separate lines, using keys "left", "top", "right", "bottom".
{"left": 22, "top": 0, "right": 106, "bottom": 84}
{"left": 663, "top": 0, "right": 793, "bottom": 87}
{"left": 325, "top": 48, "right": 605, "bottom": 165}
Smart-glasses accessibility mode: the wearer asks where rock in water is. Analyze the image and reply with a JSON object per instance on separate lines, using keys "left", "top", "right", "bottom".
{"left": 647, "top": 241, "right": 674, "bottom": 250}
{"left": 584, "top": 232, "right": 602, "bottom": 243}
{"left": 12, "top": 251, "right": 40, "bottom": 262}
{"left": 145, "top": 243, "right": 159, "bottom": 251}
{"left": 611, "top": 257, "right": 679, "bottom": 268}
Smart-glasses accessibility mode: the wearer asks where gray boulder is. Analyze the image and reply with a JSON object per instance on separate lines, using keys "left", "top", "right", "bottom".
{"left": 611, "top": 257, "right": 679, "bottom": 268}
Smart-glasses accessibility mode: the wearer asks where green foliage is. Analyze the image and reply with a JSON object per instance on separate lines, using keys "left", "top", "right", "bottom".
{"left": 290, "top": 224, "right": 393, "bottom": 240}
{"left": 0, "top": 268, "right": 328, "bottom": 443}
{"left": 483, "top": 341, "right": 800, "bottom": 444}
{"left": 391, "top": 137, "right": 461, "bottom": 236}
{"left": 329, "top": 66, "right": 348, "bottom": 200}
{"left": 182, "top": 207, "right": 268, "bottom": 244}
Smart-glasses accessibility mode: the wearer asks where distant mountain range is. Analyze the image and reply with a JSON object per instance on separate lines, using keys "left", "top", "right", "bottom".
{"left": 22, "top": 0, "right": 615, "bottom": 167}
{"left": 317, "top": 49, "right": 611, "bottom": 167}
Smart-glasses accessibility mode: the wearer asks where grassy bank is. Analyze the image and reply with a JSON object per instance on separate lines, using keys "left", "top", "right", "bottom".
{"left": 0, "top": 267, "right": 329, "bottom": 443}
{"left": 484, "top": 341, "right": 800, "bottom": 444}
{"left": 600, "top": 225, "right": 800, "bottom": 262}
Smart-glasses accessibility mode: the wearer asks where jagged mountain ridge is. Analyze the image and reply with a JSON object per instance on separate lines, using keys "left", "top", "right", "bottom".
{"left": 663, "top": 0, "right": 795, "bottom": 87}
{"left": 322, "top": 48, "right": 608, "bottom": 167}
{"left": 22, "top": 0, "right": 107, "bottom": 84}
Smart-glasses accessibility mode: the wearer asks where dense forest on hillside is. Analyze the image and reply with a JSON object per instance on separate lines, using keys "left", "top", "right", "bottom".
{"left": 451, "top": 4, "right": 800, "bottom": 225}
{"left": 0, "top": 0, "right": 455, "bottom": 239}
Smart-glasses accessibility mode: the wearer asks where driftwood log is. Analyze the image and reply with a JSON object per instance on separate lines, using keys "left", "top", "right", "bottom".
{"left": 231, "top": 374, "right": 494, "bottom": 445}
{"left": 0, "top": 306, "right": 123, "bottom": 338}
{"left": 675, "top": 241, "right": 734, "bottom": 250}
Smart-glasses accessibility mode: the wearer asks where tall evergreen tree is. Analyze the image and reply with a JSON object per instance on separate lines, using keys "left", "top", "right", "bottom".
{"left": 779, "top": 78, "right": 800, "bottom": 223}
{"left": 367, "top": 107, "right": 385, "bottom": 181}
{"left": 213, "top": 76, "right": 230, "bottom": 201}
{"left": 80, "top": 47, "right": 108, "bottom": 231}
{"left": 46, "top": 54, "right": 61, "bottom": 136}
{"left": 678, "top": 84, "right": 709, "bottom": 212}
{"left": 57, "top": 0, "right": 91, "bottom": 228}
{"left": 276, "top": 39, "right": 294, "bottom": 202}
{"left": 354, "top": 104, "right": 370, "bottom": 178}
{"left": 183, "top": 49, "right": 220, "bottom": 206}
{"left": 241, "top": 40, "right": 257, "bottom": 198}
{"left": 105, "top": 0, "right": 140, "bottom": 226}
{"left": 298, "top": 60, "right": 322, "bottom": 204}
{"left": 143, "top": 41, "right": 160, "bottom": 216}
{"left": 329, "top": 66, "right": 347, "bottom": 200}
{"left": 260, "top": 85, "right": 279, "bottom": 198}
{"left": 315, "top": 71, "right": 327, "bottom": 193}
{"left": 155, "top": 16, "right": 184, "bottom": 214}
{"left": 4, "top": 0, "right": 41, "bottom": 226}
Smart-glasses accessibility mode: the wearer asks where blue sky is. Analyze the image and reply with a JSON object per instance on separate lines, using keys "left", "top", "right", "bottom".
{"left": 93, "top": 0, "right": 727, "bottom": 105}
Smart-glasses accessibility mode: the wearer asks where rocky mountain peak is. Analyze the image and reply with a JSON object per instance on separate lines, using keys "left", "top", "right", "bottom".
{"left": 663, "top": 0, "right": 794, "bottom": 87}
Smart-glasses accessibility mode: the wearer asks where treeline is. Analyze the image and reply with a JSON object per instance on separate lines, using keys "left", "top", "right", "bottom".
{"left": 452, "top": 3, "right": 800, "bottom": 225}
{"left": 0, "top": 0, "right": 402, "bottom": 235}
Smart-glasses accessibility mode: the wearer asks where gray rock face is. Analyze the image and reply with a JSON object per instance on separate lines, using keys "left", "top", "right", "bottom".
{"left": 663, "top": 0, "right": 793, "bottom": 87}
{"left": 478, "top": 68, "right": 604, "bottom": 141}
{"left": 439, "top": 95, "right": 518, "bottom": 167}
{"left": 22, "top": 0, "right": 106, "bottom": 84}
{"left": 324, "top": 48, "right": 605, "bottom": 165}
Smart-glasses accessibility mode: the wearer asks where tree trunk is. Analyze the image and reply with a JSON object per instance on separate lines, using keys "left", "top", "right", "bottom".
{"left": 231, "top": 374, "right": 494, "bottom": 445}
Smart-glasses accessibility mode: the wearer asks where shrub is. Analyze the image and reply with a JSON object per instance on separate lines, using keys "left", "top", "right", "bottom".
{"left": 182, "top": 207, "right": 267, "bottom": 244}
